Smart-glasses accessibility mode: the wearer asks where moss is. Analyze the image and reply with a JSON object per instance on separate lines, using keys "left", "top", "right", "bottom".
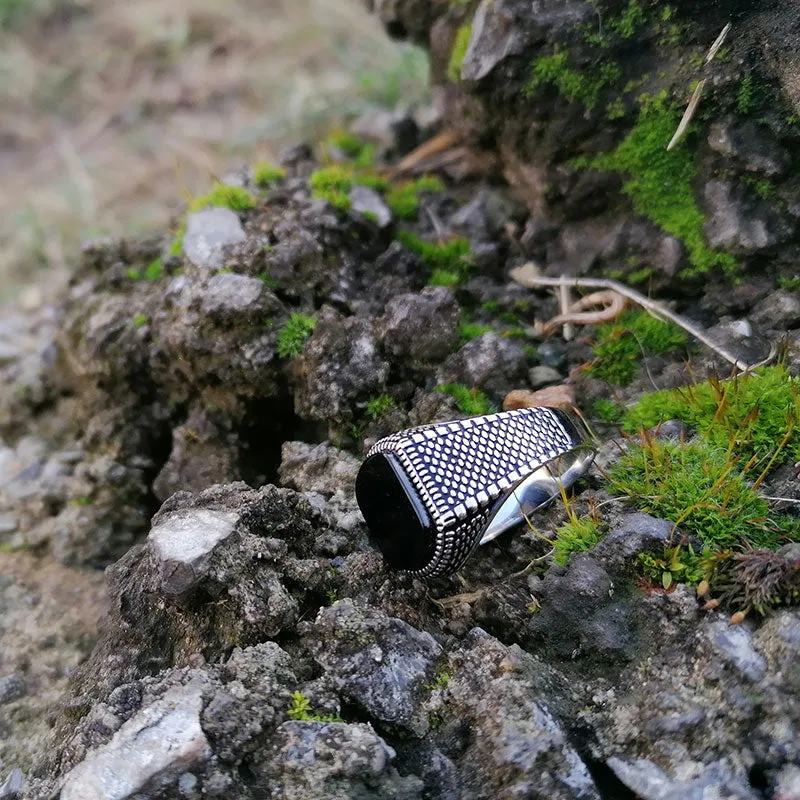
{"left": 606, "top": 97, "right": 626, "bottom": 120}
{"left": 258, "top": 273, "right": 280, "bottom": 289}
{"left": 737, "top": 73, "right": 756, "bottom": 115}
{"left": 778, "top": 275, "right": 800, "bottom": 291}
{"left": 436, "top": 383, "right": 496, "bottom": 416}
{"left": 553, "top": 518, "right": 601, "bottom": 566}
{"left": 354, "top": 171, "right": 389, "bottom": 191}
{"left": 276, "top": 313, "right": 316, "bottom": 358}
{"left": 366, "top": 394, "right": 397, "bottom": 420}
{"left": 287, "top": 692, "right": 343, "bottom": 723}
{"left": 447, "top": 24, "right": 472, "bottom": 83}
{"left": 525, "top": 51, "right": 621, "bottom": 110}
{"left": 326, "top": 132, "right": 376, "bottom": 168}
{"left": 608, "top": 438, "right": 798, "bottom": 551}
{"left": 189, "top": 183, "right": 255, "bottom": 213}
{"left": 592, "top": 398, "right": 624, "bottom": 425}
{"left": 574, "top": 104, "right": 737, "bottom": 277}
{"left": 253, "top": 162, "right": 286, "bottom": 187}
{"left": 309, "top": 165, "right": 353, "bottom": 211}
{"left": 590, "top": 309, "right": 688, "bottom": 386}
{"left": 127, "top": 258, "right": 164, "bottom": 281}
{"left": 742, "top": 175, "right": 774, "bottom": 199}
{"left": 132, "top": 313, "right": 149, "bottom": 328}
{"left": 458, "top": 319, "right": 492, "bottom": 344}
{"left": 385, "top": 175, "right": 445, "bottom": 220}
{"left": 607, "top": 0, "right": 645, "bottom": 38}
{"left": 396, "top": 231, "right": 472, "bottom": 285}
{"left": 623, "top": 366, "right": 800, "bottom": 469}
{"left": 428, "top": 270, "right": 461, "bottom": 288}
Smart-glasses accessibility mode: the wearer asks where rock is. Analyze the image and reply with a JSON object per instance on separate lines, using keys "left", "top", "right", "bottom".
{"left": 708, "top": 119, "right": 790, "bottom": 177}
{"left": 350, "top": 108, "right": 420, "bottom": 156}
{"left": 183, "top": 208, "right": 247, "bottom": 270}
{"left": 0, "top": 676, "right": 24, "bottom": 705}
{"left": 750, "top": 289, "right": 800, "bottom": 329}
{"left": 528, "top": 365, "right": 562, "bottom": 388}
{"left": 148, "top": 505, "right": 240, "bottom": 595}
{"left": 295, "top": 307, "right": 390, "bottom": 423}
{"left": 0, "top": 769, "right": 24, "bottom": 800}
{"left": 437, "top": 332, "right": 527, "bottom": 396}
{"left": 503, "top": 384, "right": 574, "bottom": 411}
{"left": 349, "top": 185, "right": 393, "bottom": 227}
{"left": 308, "top": 601, "right": 441, "bottom": 733}
{"left": 460, "top": 0, "right": 529, "bottom": 82}
{"left": 449, "top": 188, "right": 521, "bottom": 243}
{"left": 200, "top": 273, "right": 275, "bottom": 320}
{"left": 703, "top": 181, "right": 794, "bottom": 254}
{"left": 708, "top": 619, "right": 767, "bottom": 682}
{"left": 378, "top": 287, "right": 460, "bottom": 363}
{"left": 257, "top": 721, "right": 424, "bottom": 799}
{"left": 590, "top": 513, "right": 674, "bottom": 567}
{"left": 60, "top": 677, "right": 212, "bottom": 800}
{"left": 537, "top": 340, "right": 567, "bottom": 369}
{"left": 278, "top": 441, "right": 361, "bottom": 498}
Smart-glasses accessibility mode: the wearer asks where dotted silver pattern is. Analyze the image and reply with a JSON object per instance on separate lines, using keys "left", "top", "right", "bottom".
{"left": 367, "top": 407, "right": 580, "bottom": 577}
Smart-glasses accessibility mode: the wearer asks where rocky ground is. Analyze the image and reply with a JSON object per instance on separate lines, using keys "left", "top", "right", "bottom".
{"left": 1, "top": 0, "right": 800, "bottom": 798}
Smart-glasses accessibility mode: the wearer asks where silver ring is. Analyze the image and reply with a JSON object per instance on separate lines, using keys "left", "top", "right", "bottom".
{"left": 355, "top": 406, "right": 596, "bottom": 577}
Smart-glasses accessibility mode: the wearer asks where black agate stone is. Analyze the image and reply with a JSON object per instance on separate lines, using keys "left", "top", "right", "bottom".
{"left": 355, "top": 452, "right": 434, "bottom": 571}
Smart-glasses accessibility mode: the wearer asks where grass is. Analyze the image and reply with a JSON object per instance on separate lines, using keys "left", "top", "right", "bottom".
{"left": 574, "top": 102, "right": 738, "bottom": 276}
{"left": 436, "top": 383, "right": 496, "bottom": 416}
{"left": 277, "top": 313, "right": 316, "bottom": 358}
{"left": 0, "top": 0, "right": 430, "bottom": 298}
{"left": 590, "top": 309, "right": 688, "bottom": 386}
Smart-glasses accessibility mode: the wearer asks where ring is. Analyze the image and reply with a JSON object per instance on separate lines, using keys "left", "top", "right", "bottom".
{"left": 355, "top": 406, "right": 596, "bottom": 577}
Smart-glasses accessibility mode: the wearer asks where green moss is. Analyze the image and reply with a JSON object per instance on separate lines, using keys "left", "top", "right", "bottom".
{"left": 396, "top": 232, "right": 472, "bottom": 285}
{"left": 277, "top": 313, "right": 316, "bottom": 358}
{"left": 436, "top": 383, "right": 496, "bottom": 416}
{"left": 737, "top": 73, "right": 756, "bottom": 115}
{"left": 309, "top": 165, "right": 353, "bottom": 211}
{"left": 608, "top": 439, "right": 798, "bottom": 550}
{"left": 778, "top": 275, "right": 800, "bottom": 291}
{"left": 554, "top": 517, "right": 601, "bottom": 566}
{"left": 189, "top": 183, "right": 255, "bottom": 213}
{"left": 742, "top": 175, "right": 775, "bottom": 199}
{"left": 366, "top": 394, "right": 397, "bottom": 419}
{"left": 575, "top": 105, "right": 737, "bottom": 276}
{"left": 525, "top": 51, "right": 621, "bottom": 110}
{"left": 258, "top": 273, "right": 280, "bottom": 289}
{"left": 458, "top": 320, "right": 492, "bottom": 343}
{"left": 607, "top": 0, "right": 645, "bottom": 38}
{"left": 592, "top": 398, "right": 624, "bottom": 425}
{"left": 623, "top": 366, "right": 800, "bottom": 469}
{"left": 590, "top": 309, "right": 688, "bottom": 386}
{"left": 127, "top": 258, "right": 164, "bottom": 281}
{"left": 385, "top": 175, "right": 445, "bottom": 220}
{"left": 326, "top": 132, "right": 376, "bottom": 168}
{"left": 447, "top": 25, "right": 472, "bottom": 83}
{"left": 354, "top": 171, "right": 389, "bottom": 191}
{"left": 253, "top": 162, "right": 286, "bottom": 187}
{"left": 133, "top": 313, "right": 149, "bottom": 328}
{"left": 606, "top": 97, "right": 626, "bottom": 120}
{"left": 287, "top": 692, "right": 343, "bottom": 723}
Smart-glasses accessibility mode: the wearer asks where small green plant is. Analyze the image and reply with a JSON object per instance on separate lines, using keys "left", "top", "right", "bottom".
{"left": 425, "top": 668, "right": 453, "bottom": 690}
{"left": 309, "top": 165, "right": 353, "bottom": 211}
{"left": 366, "top": 394, "right": 397, "bottom": 419}
{"left": 447, "top": 24, "right": 472, "bottom": 82}
{"left": 778, "top": 275, "right": 800, "bottom": 291}
{"left": 437, "top": 383, "right": 496, "bottom": 416}
{"left": 607, "top": 437, "right": 798, "bottom": 551}
{"left": 553, "top": 517, "right": 601, "bottom": 566}
{"left": 638, "top": 544, "right": 713, "bottom": 590}
{"left": 592, "top": 398, "right": 624, "bottom": 425}
{"left": 287, "top": 692, "right": 343, "bottom": 723}
{"left": 385, "top": 175, "right": 444, "bottom": 220}
{"left": 71, "top": 496, "right": 94, "bottom": 506}
{"left": 133, "top": 313, "right": 149, "bottom": 328}
{"left": 277, "top": 313, "right": 316, "bottom": 358}
{"left": 606, "top": 97, "right": 626, "bottom": 120}
{"left": 590, "top": 309, "right": 688, "bottom": 386}
{"left": 525, "top": 51, "right": 621, "bottom": 110}
{"left": 189, "top": 184, "right": 255, "bottom": 213}
{"left": 396, "top": 231, "right": 472, "bottom": 285}
{"left": 607, "top": 0, "right": 645, "bottom": 38}
{"left": 742, "top": 176, "right": 774, "bottom": 199}
{"left": 253, "top": 162, "right": 286, "bottom": 187}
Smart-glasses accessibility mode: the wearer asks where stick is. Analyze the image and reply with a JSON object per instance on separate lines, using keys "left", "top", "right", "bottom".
{"left": 509, "top": 265, "right": 775, "bottom": 373}
{"left": 706, "top": 22, "right": 732, "bottom": 64}
{"left": 667, "top": 79, "right": 706, "bottom": 151}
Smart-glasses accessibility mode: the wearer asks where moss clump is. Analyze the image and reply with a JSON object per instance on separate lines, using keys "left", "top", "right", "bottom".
{"left": 778, "top": 275, "right": 800, "bottom": 291}
{"left": 276, "top": 313, "right": 316, "bottom": 358}
{"left": 607, "top": 0, "right": 645, "bottom": 38}
{"left": 326, "top": 132, "right": 375, "bottom": 167}
{"left": 525, "top": 51, "right": 621, "bottom": 110}
{"left": 590, "top": 309, "right": 688, "bottom": 386}
{"left": 385, "top": 175, "right": 444, "bottom": 220}
{"left": 458, "top": 319, "right": 492, "bottom": 344}
{"left": 592, "top": 398, "right": 624, "bottom": 425}
{"left": 309, "top": 165, "right": 353, "bottom": 211}
{"left": 366, "top": 394, "right": 397, "bottom": 420}
{"left": 132, "top": 313, "right": 149, "bottom": 328}
{"left": 608, "top": 438, "right": 798, "bottom": 551}
{"left": 553, "top": 517, "right": 601, "bottom": 566}
{"left": 737, "top": 73, "right": 756, "bottom": 115}
{"left": 623, "top": 366, "right": 800, "bottom": 468}
{"left": 190, "top": 183, "right": 256, "bottom": 213}
{"left": 575, "top": 105, "right": 737, "bottom": 276}
{"left": 127, "top": 257, "right": 164, "bottom": 281}
{"left": 396, "top": 231, "right": 472, "bottom": 286}
{"left": 253, "top": 162, "right": 286, "bottom": 187}
{"left": 447, "top": 24, "right": 472, "bottom": 83}
{"left": 437, "top": 383, "right": 496, "bottom": 416}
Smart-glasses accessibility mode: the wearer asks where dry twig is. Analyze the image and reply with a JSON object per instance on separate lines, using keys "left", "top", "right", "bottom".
{"left": 535, "top": 289, "right": 627, "bottom": 337}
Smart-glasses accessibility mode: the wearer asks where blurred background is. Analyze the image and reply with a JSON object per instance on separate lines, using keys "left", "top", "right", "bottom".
{"left": 0, "top": 0, "right": 430, "bottom": 297}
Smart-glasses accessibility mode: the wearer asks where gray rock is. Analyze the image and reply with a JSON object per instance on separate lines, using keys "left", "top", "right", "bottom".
{"left": 278, "top": 441, "right": 361, "bottom": 498}
{"left": 183, "top": 208, "right": 246, "bottom": 270}
{"left": 750, "top": 289, "right": 800, "bottom": 329}
{"left": 349, "top": 185, "right": 393, "bottom": 228}
{"left": 60, "top": 678, "right": 212, "bottom": 800}
{"left": 461, "top": 0, "right": 524, "bottom": 81}
{"left": 258, "top": 721, "right": 424, "bottom": 800}
{"left": 309, "top": 601, "right": 441, "bottom": 733}
{"left": 200, "top": 273, "right": 275, "bottom": 319}
{"left": 0, "top": 676, "right": 24, "bottom": 705}
{"left": 449, "top": 188, "right": 521, "bottom": 242}
{"left": 708, "top": 119, "right": 790, "bottom": 177}
{"left": 591, "top": 513, "right": 674, "bottom": 567}
{"left": 437, "top": 332, "right": 527, "bottom": 396}
{"left": 379, "top": 287, "right": 460, "bottom": 363}
{"left": 537, "top": 340, "right": 567, "bottom": 368}
{"left": 0, "top": 769, "right": 24, "bottom": 800}
{"left": 709, "top": 619, "right": 767, "bottom": 682}
{"left": 704, "top": 180, "right": 793, "bottom": 254}
{"left": 148, "top": 506, "right": 240, "bottom": 595}
{"left": 528, "top": 365, "right": 562, "bottom": 388}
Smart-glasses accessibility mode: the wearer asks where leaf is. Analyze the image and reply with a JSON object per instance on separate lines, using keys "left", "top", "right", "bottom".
{"left": 662, "top": 571, "right": 673, "bottom": 590}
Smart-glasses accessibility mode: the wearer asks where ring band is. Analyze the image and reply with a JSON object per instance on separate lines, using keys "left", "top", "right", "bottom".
{"left": 355, "top": 406, "right": 596, "bottom": 577}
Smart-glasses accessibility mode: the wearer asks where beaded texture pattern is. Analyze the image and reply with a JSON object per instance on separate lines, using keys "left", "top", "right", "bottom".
{"left": 367, "top": 407, "right": 578, "bottom": 577}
